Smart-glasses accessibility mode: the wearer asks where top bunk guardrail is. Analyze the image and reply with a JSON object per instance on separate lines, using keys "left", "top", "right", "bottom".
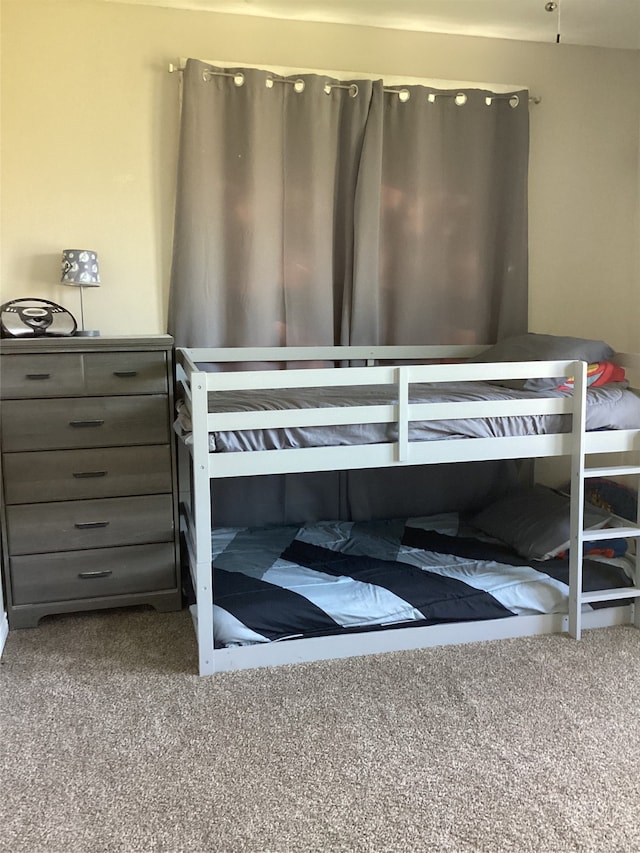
{"left": 174, "top": 345, "right": 626, "bottom": 477}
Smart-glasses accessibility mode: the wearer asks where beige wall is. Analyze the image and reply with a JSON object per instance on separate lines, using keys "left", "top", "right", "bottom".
{"left": 1, "top": 0, "right": 639, "bottom": 347}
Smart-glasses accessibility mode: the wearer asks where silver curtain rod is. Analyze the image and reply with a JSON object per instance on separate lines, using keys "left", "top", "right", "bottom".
{"left": 168, "top": 62, "right": 541, "bottom": 104}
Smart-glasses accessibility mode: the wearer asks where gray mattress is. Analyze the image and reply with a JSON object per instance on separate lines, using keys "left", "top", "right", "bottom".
{"left": 177, "top": 381, "right": 640, "bottom": 453}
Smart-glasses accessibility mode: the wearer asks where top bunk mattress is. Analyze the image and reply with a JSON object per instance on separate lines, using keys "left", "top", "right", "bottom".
{"left": 176, "top": 380, "right": 640, "bottom": 453}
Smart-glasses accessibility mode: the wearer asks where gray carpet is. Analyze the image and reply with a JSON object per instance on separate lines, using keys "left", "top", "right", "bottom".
{"left": 2, "top": 608, "right": 640, "bottom": 853}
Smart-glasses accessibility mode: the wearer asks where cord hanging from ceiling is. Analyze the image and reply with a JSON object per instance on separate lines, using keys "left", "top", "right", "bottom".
{"left": 545, "top": 0, "right": 561, "bottom": 44}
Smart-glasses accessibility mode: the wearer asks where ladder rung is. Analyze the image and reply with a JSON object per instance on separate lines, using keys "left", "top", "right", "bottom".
{"left": 584, "top": 466, "right": 640, "bottom": 478}
{"left": 581, "top": 587, "right": 640, "bottom": 604}
{"left": 582, "top": 526, "right": 640, "bottom": 541}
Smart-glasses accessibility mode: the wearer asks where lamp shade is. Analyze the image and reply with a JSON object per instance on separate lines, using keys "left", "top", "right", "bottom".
{"left": 61, "top": 249, "right": 100, "bottom": 286}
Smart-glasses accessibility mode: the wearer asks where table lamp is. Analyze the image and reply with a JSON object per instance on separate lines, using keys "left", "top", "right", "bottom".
{"left": 61, "top": 249, "right": 100, "bottom": 336}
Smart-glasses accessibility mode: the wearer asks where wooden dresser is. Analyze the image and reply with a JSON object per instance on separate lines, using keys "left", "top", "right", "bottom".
{"left": 0, "top": 335, "right": 181, "bottom": 628}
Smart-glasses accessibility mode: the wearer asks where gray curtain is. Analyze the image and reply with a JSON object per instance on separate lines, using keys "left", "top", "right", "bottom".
{"left": 168, "top": 61, "right": 530, "bottom": 525}
{"left": 351, "top": 87, "right": 529, "bottom": 345}
{"left": 169, "top": 60, "right": 375, "bottom": 348}
{"left": 169, "top": 61, "right": 529, "bottom": 348}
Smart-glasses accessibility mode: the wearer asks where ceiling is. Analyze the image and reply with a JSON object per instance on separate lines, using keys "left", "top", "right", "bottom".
{"left": 102, "top": 0, "right": 640, "bottom": 50}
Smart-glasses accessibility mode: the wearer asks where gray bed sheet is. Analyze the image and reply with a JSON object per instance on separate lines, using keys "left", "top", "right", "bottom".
{"left": 177, "top": 381, "right": 640, "bottom": 453}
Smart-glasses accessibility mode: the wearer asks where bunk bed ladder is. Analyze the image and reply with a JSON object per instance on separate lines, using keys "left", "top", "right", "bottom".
{"left": 568, "top": 364, "right": 640, "bottom": 638}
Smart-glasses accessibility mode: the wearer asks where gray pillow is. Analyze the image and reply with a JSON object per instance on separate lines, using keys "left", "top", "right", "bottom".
{"left": 470, "top": 485, "right": 611, "bottom": 561}
{"left": 470, "top": 333, "right": 614, "bottom": 391}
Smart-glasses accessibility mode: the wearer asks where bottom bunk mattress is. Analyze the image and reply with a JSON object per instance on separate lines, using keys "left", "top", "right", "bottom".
{"left": 207, "top": 514, "right": 633, "bottom": 648}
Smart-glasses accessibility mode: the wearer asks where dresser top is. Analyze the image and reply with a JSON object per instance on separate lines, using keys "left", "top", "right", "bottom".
{"left": 0, "top": 335, "right": 174, "bottom": 355}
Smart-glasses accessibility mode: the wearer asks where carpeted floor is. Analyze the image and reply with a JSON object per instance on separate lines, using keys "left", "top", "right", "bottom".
{"left": 2, "top": 608, "right": 640, "bottom": 852}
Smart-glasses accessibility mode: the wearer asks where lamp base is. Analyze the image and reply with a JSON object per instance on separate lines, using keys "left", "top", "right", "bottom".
{"left": 74, "top": 329, "right": 100, "bottom": 337}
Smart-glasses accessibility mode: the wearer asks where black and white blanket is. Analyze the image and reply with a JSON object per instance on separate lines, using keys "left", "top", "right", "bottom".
{"left": 209, "top": 515, "right": 632, "bottom": 648}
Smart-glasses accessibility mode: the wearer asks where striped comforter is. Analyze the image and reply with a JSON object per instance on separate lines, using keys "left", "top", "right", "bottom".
{"left": 209, "top": 515, "right": 632, "bottom": 648}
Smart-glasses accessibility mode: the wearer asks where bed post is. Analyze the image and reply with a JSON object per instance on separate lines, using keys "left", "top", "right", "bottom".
{"left": 190, "top": 368, "right": 215, "bottom": 676}
{"left": 568, "top": 361, "right": 588, "bottom": 640}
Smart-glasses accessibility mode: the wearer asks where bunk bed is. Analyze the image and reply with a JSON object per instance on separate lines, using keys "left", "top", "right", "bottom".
{"left": 174, "top": 335, "right": 640, "bottom": 676}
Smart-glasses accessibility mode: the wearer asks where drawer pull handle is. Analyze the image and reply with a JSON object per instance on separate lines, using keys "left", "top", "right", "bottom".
{"left": 26, "top": 373, "right": 51, "bottom": 380}
{"left": 69, "top": 419, "right": 105, "bottom": 428}
{"left": 78, "top": 570, "right": 113, "bottom": 580}
{"left": 113, "top": 370, "right": 138, "bottom": 378}
{"left": 72, "top": 471, "right": 107, "bottom": 479}
{"left": 74, "top": 521, "right": 110, "bottom": 529}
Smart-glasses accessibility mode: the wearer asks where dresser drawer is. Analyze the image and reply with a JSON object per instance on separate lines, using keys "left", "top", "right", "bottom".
{"left": 10, "top": 542, "right": 177, "bottom": 604}
{"left": 1, "top": 396, "right": 169, "bottom": 451}
{"left": 84, "top": 352, "right": 168, "bottom": 396}
{"left": 2, "top": 445, "right": 173, "bottom": 504}
{"left": 1, "top": 353, "right": 84, "bottom": 398}
{"left": 0, "top": 351, "right": 168, "bottom": 399}
{"left": 6, "top": 494, "right": 174, "bottom": 555}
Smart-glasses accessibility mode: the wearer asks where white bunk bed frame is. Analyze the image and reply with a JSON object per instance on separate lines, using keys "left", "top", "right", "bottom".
{"left": 175, "top": 345, "right": 640, "bottom": 676}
